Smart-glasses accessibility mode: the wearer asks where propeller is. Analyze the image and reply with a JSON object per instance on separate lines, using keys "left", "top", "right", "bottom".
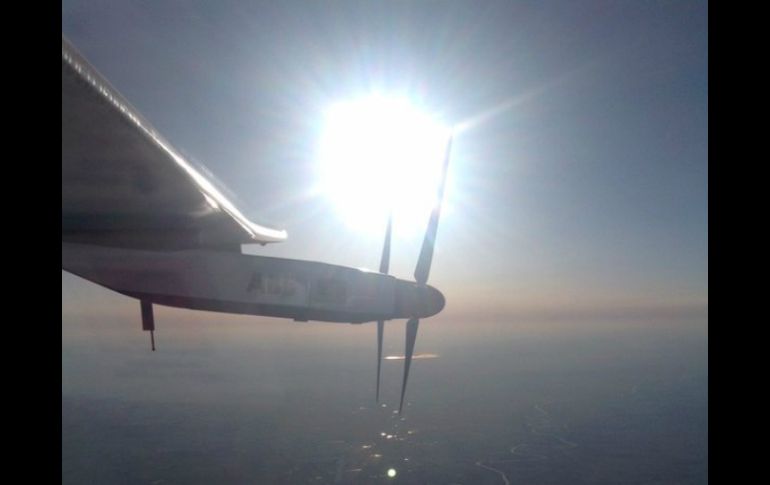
{"left": 375, "top": 213, "right": 392, "bottom": 402}
{"left": 414, "top": 136, "right": 452, "bottom": 286}
{"left": 398, "top": 133, "right": 453, "bottom": 414}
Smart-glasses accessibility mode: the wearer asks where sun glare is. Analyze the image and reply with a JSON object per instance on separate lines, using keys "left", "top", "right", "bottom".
{"left": 318, "top": 95, "right": 450, "bottom": 237}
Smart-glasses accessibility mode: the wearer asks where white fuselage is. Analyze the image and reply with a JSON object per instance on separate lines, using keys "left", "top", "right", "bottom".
{"left": 62, "top": 243, "right": 443, "bottom": 323}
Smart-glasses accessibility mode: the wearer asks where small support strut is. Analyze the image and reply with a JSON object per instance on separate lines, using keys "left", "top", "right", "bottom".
{"left": 140, "top": 300, "right": 156, "bottom": 351}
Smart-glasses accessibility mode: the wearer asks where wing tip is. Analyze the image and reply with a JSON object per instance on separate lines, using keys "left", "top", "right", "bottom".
{"left": 248, "top": 224, "right": 288, "bottom": 244}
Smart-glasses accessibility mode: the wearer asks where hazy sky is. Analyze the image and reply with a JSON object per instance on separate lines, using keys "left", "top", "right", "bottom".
{"left": 62, "top": 1, "right": 707, "bottom": 319}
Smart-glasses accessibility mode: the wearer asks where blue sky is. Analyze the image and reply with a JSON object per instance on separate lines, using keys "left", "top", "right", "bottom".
{"left": 62, "top": 1, "right": 707, "bottom": 319}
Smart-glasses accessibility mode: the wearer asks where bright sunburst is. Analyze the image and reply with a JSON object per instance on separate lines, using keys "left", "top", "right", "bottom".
{"left": 318, "top": 95, "right": 450, "bottom": 237}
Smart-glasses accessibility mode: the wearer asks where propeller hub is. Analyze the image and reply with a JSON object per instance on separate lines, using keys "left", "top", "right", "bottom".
{"left": 394, "top": 280, "right": 445, "bottom": 319}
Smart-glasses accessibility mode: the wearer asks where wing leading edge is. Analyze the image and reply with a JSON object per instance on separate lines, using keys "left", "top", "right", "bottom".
{"left": 62, "top": 36, "right": 287, "bottom": 250}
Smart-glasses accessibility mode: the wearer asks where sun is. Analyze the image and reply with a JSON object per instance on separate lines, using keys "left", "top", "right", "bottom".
{"left": 317, "top": 95, "right": 450, "bottom": 237}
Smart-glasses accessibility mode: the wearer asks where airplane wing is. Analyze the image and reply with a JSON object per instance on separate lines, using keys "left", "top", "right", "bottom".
{"left": 62, "top": 36, "right": 287, "bottom": 251}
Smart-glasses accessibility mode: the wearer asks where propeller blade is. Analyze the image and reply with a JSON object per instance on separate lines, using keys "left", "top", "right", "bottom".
{"left": 375, "top": 213, "right": 392, "bottom": 402}
{"left": 376, "top": 320, "right": 384, "bottom": 402}
{"left": 414, "top": 135, "right": 453, "bottom": 285}
{"left": 398, "top": 317, "right": 420, "bottom": 414}
{"left": 379, "top": 212, "right": 392, "bottom": 274}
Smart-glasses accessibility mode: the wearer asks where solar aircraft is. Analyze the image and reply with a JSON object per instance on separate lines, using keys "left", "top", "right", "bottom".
{"left": 62, "top": 36, "right": 452, "bottom": 413}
